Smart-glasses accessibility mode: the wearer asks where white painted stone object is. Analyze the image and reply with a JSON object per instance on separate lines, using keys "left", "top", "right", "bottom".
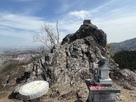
{"left": 93, "top": 57, "right": 112, "bottom": 85}
{"left": 98, "top": 61, "right": 112, "bottom": 85}
{"left": 19, "top": 80, "right": 49, "bottom": 100}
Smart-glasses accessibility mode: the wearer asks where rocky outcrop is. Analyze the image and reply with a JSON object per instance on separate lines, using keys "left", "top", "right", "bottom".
{"left": 9, "top": 20, "right": 109, "bottom": 101}
{"left": 42, "top": 20, "right": 108, "bottom": 87}
{"left": 111, "top": 69, "right": 136, "bottom": 89}
{"left": 17, "top": 20, "right": 118, "bottom": 86}
{"left": 13, "top": 20, "right": 108, "bottom": 88}
{"left": 62, "top": 20, "right": 106, "bottom": 47}
{"left": 10, "top": 20, "right": 136, "bottom": 102}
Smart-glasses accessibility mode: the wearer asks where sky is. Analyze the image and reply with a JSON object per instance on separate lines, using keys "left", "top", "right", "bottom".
{"left": 0, "top": 0, "right": 136, "bottom": 48}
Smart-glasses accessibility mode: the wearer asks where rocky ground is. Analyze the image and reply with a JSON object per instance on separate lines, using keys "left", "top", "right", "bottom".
{"left": 0, "top": 82, "right": 136, "bottom": 102}
{"left": 0, "top": 20, "right": 136, "bottom": 102}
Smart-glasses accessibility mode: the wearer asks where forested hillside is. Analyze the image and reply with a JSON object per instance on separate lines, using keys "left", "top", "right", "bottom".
{"left": 113, "top": 50, "right": 136, "bottom": 70}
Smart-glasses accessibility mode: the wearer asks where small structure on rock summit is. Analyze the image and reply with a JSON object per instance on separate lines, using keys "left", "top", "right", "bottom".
{"left": 83, "top": 19, "right": 91, "bottom": 25}
{"left": 86, "top": 56, "right": 121, "bottom": 102}
{"left": 93, "top": 58, "right": 112, "bottom": 85}
{"left": 83, "top": 26, "right": 121, "bottom": 101}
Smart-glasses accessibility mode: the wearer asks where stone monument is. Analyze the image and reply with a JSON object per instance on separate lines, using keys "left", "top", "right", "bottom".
{"left": 86, "top": 57, "right": 121, "bottom": 102}
{"left": 93, "top": 58, "right": 112, "bottom": 85}
{"left": 18, "top": 80, "right": 49, "bottom": 101}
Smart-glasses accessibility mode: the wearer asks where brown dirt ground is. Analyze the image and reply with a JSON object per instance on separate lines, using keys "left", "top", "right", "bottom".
{"left": 0, "top": 86, "right": 136, "bottom": 102}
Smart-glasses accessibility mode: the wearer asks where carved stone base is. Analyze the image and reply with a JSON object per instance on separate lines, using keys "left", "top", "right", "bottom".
{"left": 99, "top": 78, "right": 112, "bottom": 85}
{"left": 86, "top": 79, "right": 121, "bottom": 102}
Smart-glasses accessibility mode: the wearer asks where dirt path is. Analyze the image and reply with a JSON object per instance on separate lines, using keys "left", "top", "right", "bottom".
{"left": 0, "top": 91, "right": 14, "bottom": 102}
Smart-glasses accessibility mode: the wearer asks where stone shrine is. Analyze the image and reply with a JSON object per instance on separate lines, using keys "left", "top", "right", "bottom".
{"left": 93, "top": 58, "right": 112, "bottom": 85}
{"left": 86, "top": 56, "right": 121, "bottom": 102}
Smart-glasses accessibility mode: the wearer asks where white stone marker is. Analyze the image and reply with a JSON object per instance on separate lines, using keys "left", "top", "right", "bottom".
{"left": 19, "top": 80, "right": 49, "bottom": 100}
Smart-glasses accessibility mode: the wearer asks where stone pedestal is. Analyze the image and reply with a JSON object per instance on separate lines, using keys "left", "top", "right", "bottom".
{"left": 86, "top": 79, "right": 121, "bottom": 102}
{"left": 99, "top": 78, "right": 112, "bottom": 85}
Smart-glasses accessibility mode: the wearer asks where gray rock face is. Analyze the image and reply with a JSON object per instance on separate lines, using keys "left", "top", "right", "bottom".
{"left": 111, "top": 69, "right": 136, "bottom": 89}
{"left": 43, "top": 20, "right": 108, "bottom": 86}
{"left": 62, "top": 20, "right": 107, "bottom": 47}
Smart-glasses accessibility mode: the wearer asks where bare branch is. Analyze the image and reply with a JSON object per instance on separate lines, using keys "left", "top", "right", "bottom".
{"left": 33, "top": 22, "right": 60, "bottom": 49}
{"left": 56, "top": 21, "right": 60, "bottom": 43}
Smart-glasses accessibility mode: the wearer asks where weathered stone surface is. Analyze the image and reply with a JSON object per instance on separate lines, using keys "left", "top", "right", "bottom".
{"left": 131, "top": 92, "right": 136, "bottom": 97}
{"left": 61, "top": 20, "right": 107, "bottom": 47}
{"left": 42, "top": 20, "right": 108, "bottom": 87}
{"left": 19, "top": 20, "right": 106, "bottom": 102}
{"left": 111, "top": 69, "right": 136, "bottom": 88}
{"left": 116, "top": 94, "right": 125, "bottom": 101}
{"left": 10, "top": 20, "right": 136, "bottom": 102}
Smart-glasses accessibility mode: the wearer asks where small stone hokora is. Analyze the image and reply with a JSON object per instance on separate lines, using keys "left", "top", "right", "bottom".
{"left": 93, "top": 55, "right": 112, "bottom": 85}
{"left": 93, "top": 58, "right": 106, "bottom": 83}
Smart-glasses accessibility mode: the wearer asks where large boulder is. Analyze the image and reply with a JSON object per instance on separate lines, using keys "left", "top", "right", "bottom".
{"left": 111, "top": 69, "right": 136, "bottom": 89}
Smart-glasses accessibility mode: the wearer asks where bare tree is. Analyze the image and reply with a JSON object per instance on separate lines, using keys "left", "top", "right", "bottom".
{"left": 33, "top": 21, "right": 60, "bottom": 49}
{"left": 56, "top": 21, "right": 60, "bottom": 44}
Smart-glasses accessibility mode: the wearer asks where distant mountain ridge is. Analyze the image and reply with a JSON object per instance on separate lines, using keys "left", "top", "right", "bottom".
{"left": 110, "top": 37, "right": 136, "bottom": 53}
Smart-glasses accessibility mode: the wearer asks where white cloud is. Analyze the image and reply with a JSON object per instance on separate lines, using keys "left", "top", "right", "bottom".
{"left": 0, "top": 27, "right": 33, "bottom": 39}
{"left": 0, "top": 12, "right": 64, "bottom": 47}
{"left": 60, "top": 0, "right": 136, "bottom": 43}
{"left": 59, "top": 20, "right": 81, "bottom": 33}
{"left": 93, "top": 15, "right": 136, "bottom": 43}
{"left": 0, "top": 13, "right": 44, "bottom": 31}
{"left": 0, "top": 13, "right": 45, "bottom": 47}
{"left": 69, "top": 10, "right": 90, "bottom": 20}
{"left": 1, "top": 0, "right": 136, "bottom": 48}
{"left": 0, "top": 13, "right": 57, "bottom": 38}
{"left": 60, "top": 3, "right": 108, "bottom": 33}
{"left": 91, "top": 0, "right": 116, "bottom": 13}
